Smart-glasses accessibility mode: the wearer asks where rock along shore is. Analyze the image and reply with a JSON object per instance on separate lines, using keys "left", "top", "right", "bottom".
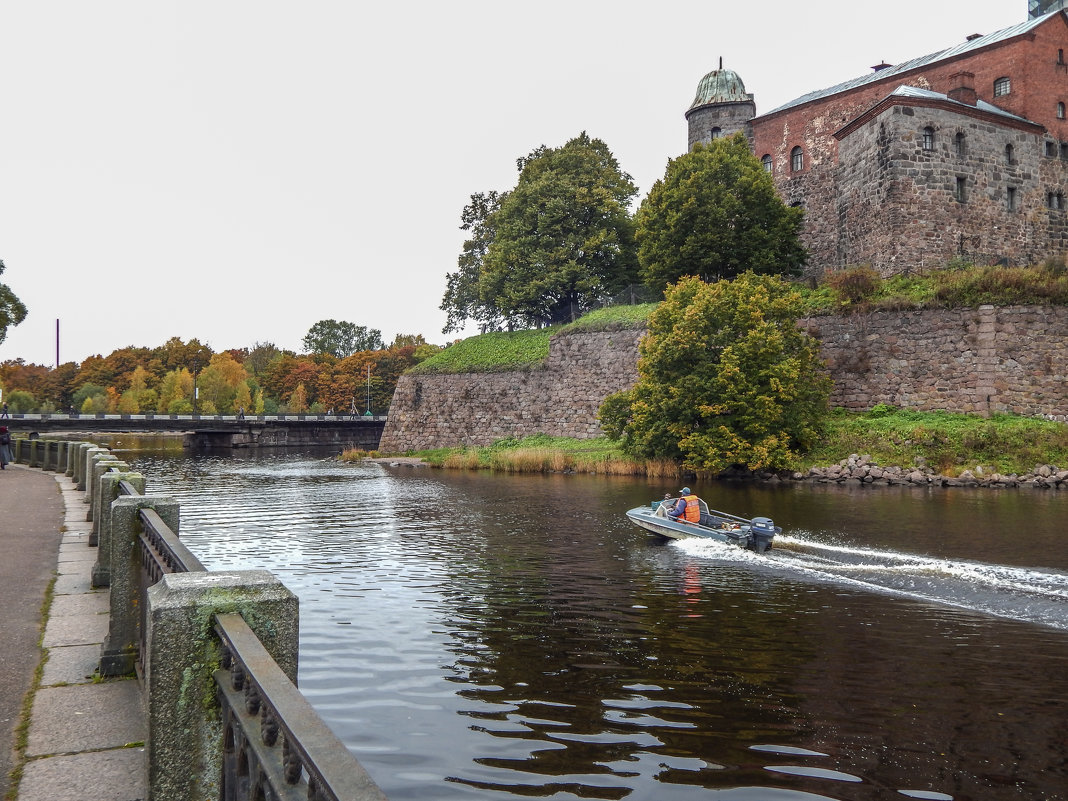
{"left": 757, "top": 454, "right": 1068, "bottom": 489}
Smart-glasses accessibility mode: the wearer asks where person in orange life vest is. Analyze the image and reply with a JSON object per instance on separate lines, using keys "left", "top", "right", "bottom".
{"left": 668, "top": 487, "right": 701, "bottom": 523}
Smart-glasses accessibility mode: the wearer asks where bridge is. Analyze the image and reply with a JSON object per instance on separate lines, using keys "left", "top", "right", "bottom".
{"left": 3, "top": 412, "right": 387, "bottom": 450}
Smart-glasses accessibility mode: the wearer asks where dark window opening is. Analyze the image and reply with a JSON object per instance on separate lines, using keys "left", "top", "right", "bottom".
{"left": 1005, "top": 143, "right": 1015, "bottom": 164}
{"left": 761, "top": 154, "right": 773, "bottom": 173}
{"left": 710, "top": 127, "right": 722, "bottom": 140}
{"left": 1060, "top": 102, "right": 1066, "bottom": 119}
{"left": 954, "top": 132, "right": 966, "bottom": 156}
{"left": 791, "top": 146, "right": 804, "bottom": 172}
{"left": 1007, "top": 186, "right": 1017, "bottom": 211}
{"left": 994, "top": 76, "right": 1011, "bottom": 97}
{"left": 1047, "top": 140, "right": 1058, "bottom": 157}
{"left": 1048, "top": 191, "right": 1064, "bottom": 210}
{"left": 1059, "top": 49, "right": 1065, "bottom": 65}
{"left": 955, "top": 177, "right": 967, "bottom": 203}
{"left": 922, "top": 127, "right": 934, "bottom": 150}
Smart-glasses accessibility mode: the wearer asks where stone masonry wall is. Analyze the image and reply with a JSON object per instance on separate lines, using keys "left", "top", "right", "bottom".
{"left": 802, "top": 304, "right": 1068, "bottom": 417}
{"left": 380, "top": 306, "right": 1068, "bottom": 452}
{"left": 378, "top": 328, "right": 645, "bottom": 452}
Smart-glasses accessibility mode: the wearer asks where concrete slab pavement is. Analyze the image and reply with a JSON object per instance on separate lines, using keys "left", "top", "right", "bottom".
{"left": 2, "top": 466, "right": 146, "bottom": 801}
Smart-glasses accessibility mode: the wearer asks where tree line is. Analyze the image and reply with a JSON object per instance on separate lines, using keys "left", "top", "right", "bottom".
{"left": 441, "top": 132, "right": 806, "bottom": 333}
{"left": 0, "top": 324, "right": 441, "bottom": 416}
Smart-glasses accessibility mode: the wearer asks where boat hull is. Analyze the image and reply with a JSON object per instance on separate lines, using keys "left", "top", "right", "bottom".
{"left": 626, "top": 504, "right": 777, "bottom": 552}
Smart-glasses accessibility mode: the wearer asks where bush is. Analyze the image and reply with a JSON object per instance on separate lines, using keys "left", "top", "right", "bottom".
{"left": 825, "top": 265, "right": 881, "bottom": 306}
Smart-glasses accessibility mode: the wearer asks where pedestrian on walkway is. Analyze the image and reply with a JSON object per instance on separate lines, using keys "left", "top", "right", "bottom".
{"left": 1, "top": 402, "right": 8, "bottom": 418}
{"left": 0, "top": 426, "right": 11, "bottom": 469}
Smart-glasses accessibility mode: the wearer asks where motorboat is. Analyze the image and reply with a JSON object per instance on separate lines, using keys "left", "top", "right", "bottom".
{"left": 626, "top": 497, "right": 779, "bottom": 553}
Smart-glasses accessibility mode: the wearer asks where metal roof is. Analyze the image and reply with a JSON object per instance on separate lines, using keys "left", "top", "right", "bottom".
{"left": 763, "top": 10, "right": 1063, "bottom": 116}
{"left": 887, "top": 84, "right": 1035, "bottom": 124}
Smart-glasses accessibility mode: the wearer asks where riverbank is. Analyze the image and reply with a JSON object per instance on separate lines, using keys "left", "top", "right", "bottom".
{"left": 346, "top": 408, "right": 1068, "bottom": 489}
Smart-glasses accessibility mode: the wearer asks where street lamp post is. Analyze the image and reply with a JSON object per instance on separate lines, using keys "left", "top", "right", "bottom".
{"left": 193, "top": 358, "right": 199, "bottom": 417}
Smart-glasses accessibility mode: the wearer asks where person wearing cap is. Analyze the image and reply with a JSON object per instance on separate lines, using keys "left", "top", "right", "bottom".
{"left": 668, "top": 487, "right": 701, "bottom": 523}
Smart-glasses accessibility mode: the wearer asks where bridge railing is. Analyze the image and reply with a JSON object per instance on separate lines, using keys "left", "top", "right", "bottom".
{"left": 17, "top": 437, "right": 388, "bottom": 801}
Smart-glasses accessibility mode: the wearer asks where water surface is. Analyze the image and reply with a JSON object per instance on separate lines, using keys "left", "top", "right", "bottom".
{"left": 129, "top": 452, "right": 1068, "bottom": 801}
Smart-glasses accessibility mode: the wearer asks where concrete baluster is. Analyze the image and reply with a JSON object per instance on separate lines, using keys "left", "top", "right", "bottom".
{"left": 100, "top": 496, "right": 179, "bottom": 677}
{"left": 89, "top": 458, "right": 129, "bottom": 542}
{"left": 80, "top": 446, "right": 109, "bottom": 493}
{"left": 144, "top": 571, "right": 298, "bottom": 801}
{"left": 93, "top": 472, "right": 146, "bottom": 588}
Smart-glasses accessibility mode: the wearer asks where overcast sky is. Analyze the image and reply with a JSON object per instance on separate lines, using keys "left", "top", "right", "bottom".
{"left": 0, "top": 0, "right": 1022, "bottom": 367}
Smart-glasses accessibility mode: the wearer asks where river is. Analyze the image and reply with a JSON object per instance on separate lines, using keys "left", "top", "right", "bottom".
{"left": 126, "top": 451, "right": 1068, "bottom": 801}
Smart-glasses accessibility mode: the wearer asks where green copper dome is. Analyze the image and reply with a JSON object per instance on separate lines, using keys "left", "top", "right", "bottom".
{"left": 688, "top": 66, "right": 754, "bottom": 111}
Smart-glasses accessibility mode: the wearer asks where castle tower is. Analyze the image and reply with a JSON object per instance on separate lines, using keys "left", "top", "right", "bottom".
{"left": 685, "top": 59, "right": 756, "bottom": 151}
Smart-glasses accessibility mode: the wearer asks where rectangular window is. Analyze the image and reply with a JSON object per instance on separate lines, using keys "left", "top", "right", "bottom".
{"left": 1007, "top": 187, "right": 1017, "bottom": 211}
{"left": 955, "top": 177, "right": 967, "bottom": 203}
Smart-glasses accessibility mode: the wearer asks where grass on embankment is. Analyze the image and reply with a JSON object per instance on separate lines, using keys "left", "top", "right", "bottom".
{"left": 346, "top": 410, "right": 1068, "bottom": 478}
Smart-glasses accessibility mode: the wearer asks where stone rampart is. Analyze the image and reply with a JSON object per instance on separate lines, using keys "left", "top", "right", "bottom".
{"left": 380, "top": 304, "right": 1068, "bottom": 452}
{"left": 379, "top": 328, "right": 645, "bottom": 452}
{"left": 803, "top": 304, "right": 1068, "bottom": 417}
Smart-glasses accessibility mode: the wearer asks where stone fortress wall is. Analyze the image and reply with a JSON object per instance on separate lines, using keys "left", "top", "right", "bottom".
{"left": 379, "top": 305, "right": 1068, "bottom": 452}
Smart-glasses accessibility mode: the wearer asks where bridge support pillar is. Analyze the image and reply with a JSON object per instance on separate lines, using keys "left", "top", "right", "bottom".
{"left": 100, "top": 496, "right": 179, "bottom": 677}
{"left": 144, "top": 571, "right": 298, "bottom": 801}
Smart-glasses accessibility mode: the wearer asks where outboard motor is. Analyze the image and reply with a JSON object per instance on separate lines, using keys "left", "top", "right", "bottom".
{"left": 748, "top": 517, "right": 777, "bottom": 553}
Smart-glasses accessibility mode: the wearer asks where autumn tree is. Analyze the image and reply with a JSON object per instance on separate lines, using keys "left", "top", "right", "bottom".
{"left": 635, "top": 135, "right": 807, "bottom": 292}
{"left": 599, "top": 273, "right": 830, "bottom": 473}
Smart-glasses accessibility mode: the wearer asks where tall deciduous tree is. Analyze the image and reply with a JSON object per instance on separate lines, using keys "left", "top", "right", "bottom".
{"left": 442, "top": 133, "right": 639, "bottom": 331}
{"left": 302, "top": 320, "right": 383, "bottom": 357}
{"left": 441, "top": 191, "right": 509, "bottom": 333}
{"left": 636, "top": 135, "right": 807, "bottom": 292}
{"left": 599, "top": 273, "right": 830, "bottom": 473}
{"left": 0, "top": 260, "right": 28, "bottom": 346}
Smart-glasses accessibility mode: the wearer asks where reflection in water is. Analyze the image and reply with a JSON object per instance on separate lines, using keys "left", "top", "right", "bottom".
{"left": 129, "top": 453, "right": 1068, "bottom": 801}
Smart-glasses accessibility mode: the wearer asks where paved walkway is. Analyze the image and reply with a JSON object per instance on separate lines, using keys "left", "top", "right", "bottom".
{"left": 0, "top": 465, "right": 145, "bottom": 801}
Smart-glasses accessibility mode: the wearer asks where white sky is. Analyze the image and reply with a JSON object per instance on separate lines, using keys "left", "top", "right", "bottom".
{"left": 0, "top": 0, "right": 1020, "bottom": 367}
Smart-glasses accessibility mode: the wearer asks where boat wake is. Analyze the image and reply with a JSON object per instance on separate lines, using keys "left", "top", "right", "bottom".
{"left": 673, "top": 534, "right": 1068, "bottom": 631}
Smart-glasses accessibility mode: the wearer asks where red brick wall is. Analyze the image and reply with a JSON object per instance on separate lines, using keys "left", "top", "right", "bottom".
{"left": 750, "top": 13, "right": 1068, "bottom": 273}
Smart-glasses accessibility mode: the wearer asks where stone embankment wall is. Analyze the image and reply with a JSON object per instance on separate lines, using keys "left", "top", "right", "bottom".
{"left": 803, "top": 304, "right": 1068, "bottom": 417}
{"left": 380, "top": 304, "right": 1068, "bottom": 452}
{"left": 379, "top": 328, "right": 645, "bottom": 452}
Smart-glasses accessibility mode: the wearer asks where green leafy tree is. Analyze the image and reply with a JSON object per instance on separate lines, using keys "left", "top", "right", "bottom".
{"left": 443, "top": 133, "right": 639, "bottom": 331}
{"left": 5, "top": 389, "right": 35, "bottom": 412}
{"left": 635, "top": 135, "right": 807, "bottom": 292}
{"left": 72, "top": 383, "right": 107, "bottom": 412}
{"left": 0, "top": 260, "right": 28, "bottom": 346}
{"left": 482, "top": 133, "right": 639, "bottom": 326}
{"left": 302, "top": 320, "right": 383, "bottom": 357}
{"left": 600, "top": 273, "right": 830, "bottom": 473}
{"left": 441, "top": 191, "right": 510, "bottom": 333}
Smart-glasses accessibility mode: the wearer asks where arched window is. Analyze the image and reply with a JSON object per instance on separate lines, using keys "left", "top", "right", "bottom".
{"left": 791, "top": 146, "right": 804, "bottom": 172}
{"left": 1059, "top": 102, "right": 1066, "bottom": 120}
{"left": 954, "top": 132, "right": 966, "bottom": 156}
{"left": 1005, "top": 143, "right": 1015, "bottom": 164}
{"left": 993, "top": 76, "right": 1011, "bottom": 97}
{"left": 710, "top": 127, "right": 722, "bottom": 140}
{"left": 922, "top": 127, "right": 934, "bottom": 151}
{"left": 761, "top": 154, "right": 773, "bottom": 173}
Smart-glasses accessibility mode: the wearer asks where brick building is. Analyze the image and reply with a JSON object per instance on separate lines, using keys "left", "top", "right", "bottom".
{"left": 687, "top": 4, "right": 1068, "bottom": 276}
